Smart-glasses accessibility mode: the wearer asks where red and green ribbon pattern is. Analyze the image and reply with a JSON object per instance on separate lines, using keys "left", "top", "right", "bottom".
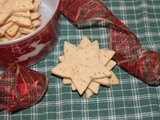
{"left": 0, "top": 0, "right": 160, "bottom": 114}
{"left": 60, "top": 0, "right": 160, "bottom": 85}
{"left": 0, "top": 63, "right": 48, "bottom": 113}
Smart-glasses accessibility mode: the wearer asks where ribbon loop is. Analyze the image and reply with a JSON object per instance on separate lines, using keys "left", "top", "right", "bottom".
{"left": 60, "top": 0, "right": 160, "bottom": 85}
{"left": 0, "top": 63, "right": 48, "bottom": 113}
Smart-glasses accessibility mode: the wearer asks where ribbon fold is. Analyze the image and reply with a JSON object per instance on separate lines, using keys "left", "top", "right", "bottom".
{"left": 0, "top": 63, "right": 48, "bottom": 113}
{"left": 60, "top": 0, "right": 160, "bottom": 85}
{"left": 0, "top": 0, "right": 160, "bottom": 114}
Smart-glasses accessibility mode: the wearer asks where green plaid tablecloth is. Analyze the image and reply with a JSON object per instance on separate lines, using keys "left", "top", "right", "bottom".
{"left": 0, "top": 0, "right": 160, "bottom": 119}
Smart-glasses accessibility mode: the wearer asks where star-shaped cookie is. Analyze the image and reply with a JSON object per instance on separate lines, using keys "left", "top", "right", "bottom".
{"left": 52, "top": 36, "right": 120, "bottom": 98}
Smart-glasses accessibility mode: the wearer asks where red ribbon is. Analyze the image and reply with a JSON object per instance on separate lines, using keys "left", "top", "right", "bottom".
{"left": 60, "top": 0, "right": 160, "bottom": 85}
{"left": 0, "top": 63, "right": 48, "bottom": 113}
{"left": 0, "top": 0, "right": 160, "bottom": 114}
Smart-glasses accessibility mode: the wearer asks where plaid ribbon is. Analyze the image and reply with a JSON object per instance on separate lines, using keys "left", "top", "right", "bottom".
{"left": 0, "top": 0, "right": 160, "bottom": 119}
{"left": 60, "top": 0, "right": 160, "bottom": 85}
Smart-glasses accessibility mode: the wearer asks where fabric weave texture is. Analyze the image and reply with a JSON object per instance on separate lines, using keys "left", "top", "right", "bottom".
{"left": 0, "top": 0, "right": 160, "bottom": 120}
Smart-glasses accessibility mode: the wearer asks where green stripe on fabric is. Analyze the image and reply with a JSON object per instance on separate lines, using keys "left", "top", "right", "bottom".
{"left": 143, "top": 52, "right": 150, "bottom": 80}
{"left": 67, "top": 0, "right": 78, "bottom": 16}
{"left": 64, "top": 0, "right": 70, "bottom": 10}
{"left": 92, "top": 10, "right": 110, "bottom": 18}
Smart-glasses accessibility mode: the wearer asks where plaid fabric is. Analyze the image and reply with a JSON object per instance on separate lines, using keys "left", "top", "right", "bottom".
{"left": 0, "top": 0, "right": 160, "bottom": 119}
